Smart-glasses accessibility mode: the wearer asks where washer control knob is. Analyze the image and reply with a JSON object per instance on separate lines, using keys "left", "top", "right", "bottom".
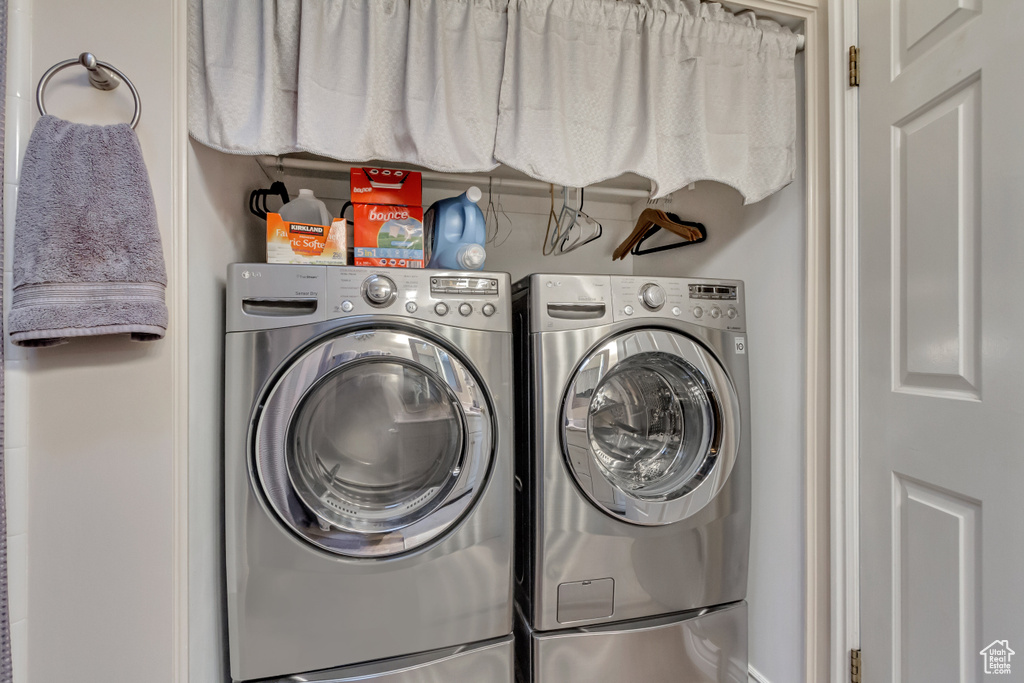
{"left": 434, "top": 302, "right": 450, "bottom": 316}
{"left": 340, "top": 300, "right": 354, "bottom": 313}
{"left": 482, "top": 303, "right": 496, "bottom": 317}
{"left": 363, "top": 274, "right": 397, "bottom": 306}
{"left": 458, "top": 303, "right": 473, "bottom": 317}
{"left": 623, "top": 305, "right": 634, "bottom": 316}
{"left": 710, "top": 306, "right": 722, "bottom": 319}
{"left": 639, "top": 283, "right": 666, "bottom": 311}
{"left": 671, "top": 306, "right": 682, "bottom": 316}
{"left": 692, "top": 306, "right": 704, "bottom": 318}
{"left": 405, "top": 301, "right": 418, "bottom": 313}
{"left": 727, "top": 307, "right": 738, "bottom": 319}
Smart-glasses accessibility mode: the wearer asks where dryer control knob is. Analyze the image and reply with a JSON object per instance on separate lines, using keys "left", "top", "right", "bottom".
{"left": 363, "top": 275, "right": 397, "bottom": 307}
{"left": 692, "top": 306, "right": 704, "bottom": 318}
{"left": 639, "top": 283, "right": 666, "bottom": 311}
{"left": 710, "top": 306, "right": 722, "bottom": 319}
{"left": 727, "top": 307, "right": 738, "bottom": 319}
{"left": 458, "top": 303, "right": 473, "bottom": 317}
{"left": 434, "top": 302, "right": 450, "bottom": 316}
{"left": 482, "top": 303, "right": 496, "bottom": 317}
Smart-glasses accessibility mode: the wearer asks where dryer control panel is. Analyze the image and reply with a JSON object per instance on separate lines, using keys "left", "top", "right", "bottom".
{"left": 519, "top": 273, "right": 744, "bottom": 333}
{"left": 610, "top": 276, "right": 745, "bottom": 332}
{"left": 227, "top": 264, "right": 511, "bottom": 333}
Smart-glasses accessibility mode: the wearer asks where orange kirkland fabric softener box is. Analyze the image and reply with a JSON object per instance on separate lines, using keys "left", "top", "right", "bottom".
{"left": 266, "top": 213, "right": 348, "bottom": 264}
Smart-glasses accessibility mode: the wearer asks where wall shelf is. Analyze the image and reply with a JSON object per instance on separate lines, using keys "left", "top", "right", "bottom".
{"left": 255, "top": 154, "right": 654, "bottom": 204}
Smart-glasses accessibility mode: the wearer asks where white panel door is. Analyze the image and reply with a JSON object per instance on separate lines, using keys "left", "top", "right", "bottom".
{"left": 859, "top": 1, "right": 1024, "bottom": 681}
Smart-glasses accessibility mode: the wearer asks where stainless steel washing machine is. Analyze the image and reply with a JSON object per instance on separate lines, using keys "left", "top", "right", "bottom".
{"left": 224, "top": 264, "right": 514, "bottom": 682}
{"left": 511, "top": 274, "right": 750, "bottom": 682}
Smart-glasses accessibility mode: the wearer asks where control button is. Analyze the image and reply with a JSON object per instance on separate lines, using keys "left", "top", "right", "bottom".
{"left": 623, "top": 305, "right": 634, "bottom": 316}
{"left": 458, "top": 303, "right": 473, "bottom": 317}
{"left": 727, "top": 307, "right": 738, "bottom": 319}
{"left": 434, "top": 302, "right": 450, "bottom": 316}
{"left": 482, "top": 303, "right": 496, "bottom": 317}
{"left": 692, "top": 306, "right": 704, "bottom": 318}
{"left": 405, "top": 301, "right": 418, "bottom": 313}
{"left": 710, "top": 306, "right": 722, "bottom": 319}
{"left": 639, "top": 283, "right": 666, "bottom": 311}
{"left": 671, "top": 306, "right": 682, "bottom": 316}
{"left": 363, "top": 274, "right": 397, "bottom": 307}
{"left": 340, "top": 300, "right": 354, "bottom": 313}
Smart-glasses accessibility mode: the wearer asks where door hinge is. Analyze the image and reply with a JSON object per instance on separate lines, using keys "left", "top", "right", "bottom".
{"left": 851, "top": 649, "right": 862, "bottom": 683}
{"left": 849, "top": 46, "right": 860, "bottom": 87}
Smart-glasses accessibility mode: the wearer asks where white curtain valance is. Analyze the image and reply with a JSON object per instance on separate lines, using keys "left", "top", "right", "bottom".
{"left": 496, "top": 0, "right": 800, "bottom": 201}
{"left": 188, "top": 0, "right": 800, "bottom": 202}
{"left": 188, "top": 0, "right": 509, "bottom": 172}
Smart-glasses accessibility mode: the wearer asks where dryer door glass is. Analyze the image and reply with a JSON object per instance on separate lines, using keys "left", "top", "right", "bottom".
{"left": 563, "top": 329, "right": 741, "bottom": 526}
{"left": 587, "top": 353, "right": 713, "bottom": 499}
{"left": 255, "top": 329, "right": 493, "bottom": 557}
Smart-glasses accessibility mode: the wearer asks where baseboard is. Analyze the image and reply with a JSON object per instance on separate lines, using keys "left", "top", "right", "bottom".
{"left": 748, "top": 664, "right": 771, "bottom": 683}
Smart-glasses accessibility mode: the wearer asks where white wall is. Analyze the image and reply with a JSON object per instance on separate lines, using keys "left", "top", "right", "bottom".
{"left": 634, "top": 55, "right": 807, "bottom": 683}
{"left": 17, "top": 0, "right": 184, "bottom": 681}
{"left": 3, "top": 2, "right": 33, "bottom": 679}
{"left": 186, "top": 142, "right": 265, "bottom": 682}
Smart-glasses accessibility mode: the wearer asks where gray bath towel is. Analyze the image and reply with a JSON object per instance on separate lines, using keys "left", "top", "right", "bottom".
{"left": 10, "top": 115, "right": 167, "bottom": 347}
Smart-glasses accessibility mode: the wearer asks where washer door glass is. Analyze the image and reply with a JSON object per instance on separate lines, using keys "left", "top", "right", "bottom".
{"left": 255, "top": 329, "right": 493, "bottom": 557}
{"left": 288, "top": 359, "right": 464, "bottom": 533}
{"left": 563, "top": 329, "right": 740, "bottom": 526}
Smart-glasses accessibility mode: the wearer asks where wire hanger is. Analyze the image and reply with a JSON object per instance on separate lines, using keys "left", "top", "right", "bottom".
{"left": 543, "top": 186, "right": 585, "bottom": 255}
{"left": 613, "top": 208, "right": 706, "bottom": 260}
{"left": 484, "top": 178, "right": 499, "bottom": 243}
{"left": 491, "top": 179, "right": 514, "bottom": 247}
{"left": 249, "top": 181, "right": 291, "bottom": 219}
{"left": 557, "top": 187, "right": 603, "bottom": 253}
{"left": 542, "top": 185, "right": 560, "bottom": 256}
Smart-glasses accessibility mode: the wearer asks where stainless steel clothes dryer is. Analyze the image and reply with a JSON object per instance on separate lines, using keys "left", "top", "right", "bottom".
{"left": 511, "top": 274, "right": 750, "bottom": 682}
{"left": 225, "top": 264, "right": 514, "bottom": 682}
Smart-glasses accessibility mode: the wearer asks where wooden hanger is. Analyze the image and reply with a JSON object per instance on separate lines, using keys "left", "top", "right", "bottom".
{"left": 613, "top": 208, "right": 705, "bottom": 260}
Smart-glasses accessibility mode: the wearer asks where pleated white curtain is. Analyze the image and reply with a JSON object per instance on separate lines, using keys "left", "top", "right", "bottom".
{"left": 188, "top": 0, "right": 800, "bottom": 202}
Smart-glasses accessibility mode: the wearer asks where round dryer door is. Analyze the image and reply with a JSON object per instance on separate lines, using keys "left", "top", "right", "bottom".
{"left": 253, "top": 328, "right": 493, "bottom": 557}
{"left": 562, "top": 328, "right": 740, "bottom": 526}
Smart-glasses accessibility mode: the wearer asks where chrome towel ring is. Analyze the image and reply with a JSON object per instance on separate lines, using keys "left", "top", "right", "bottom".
{"left": 36, "top": 52, "right": 142, "bottom": 129}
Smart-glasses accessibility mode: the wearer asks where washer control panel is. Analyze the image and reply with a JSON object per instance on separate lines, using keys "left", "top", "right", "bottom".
{"left": 227, "top": 264, "right": 510, "bottom": 333}
{"left": 610, "top": 276, "right": 744, "bottom": 331}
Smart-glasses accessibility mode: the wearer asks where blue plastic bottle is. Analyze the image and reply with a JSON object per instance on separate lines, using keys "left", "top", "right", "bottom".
{"left": 425, "top": 186, "right": 487, "bottom": 270}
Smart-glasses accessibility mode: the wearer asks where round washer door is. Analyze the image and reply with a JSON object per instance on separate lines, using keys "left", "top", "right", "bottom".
{"left": 562, "top": 328, "right": 740, "bottom": 526}
{"left": 253, "top": 328, "right": 493, "bottom": 557}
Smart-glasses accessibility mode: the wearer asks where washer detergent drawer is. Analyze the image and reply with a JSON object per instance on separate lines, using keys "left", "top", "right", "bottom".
{"left": 263, "top": 635, "right": 513, "bottom": 683}
{"left": 527, "top": 602, "right": 746, "bottom": 683}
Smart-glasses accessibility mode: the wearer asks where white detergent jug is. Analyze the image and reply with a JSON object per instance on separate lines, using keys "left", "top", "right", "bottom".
{"left": 279, "top": 189, "right": 331, "bottom": 226}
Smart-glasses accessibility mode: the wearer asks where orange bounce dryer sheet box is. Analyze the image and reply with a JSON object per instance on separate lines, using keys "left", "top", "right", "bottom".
{"left": 353, "top": 204, "right": 425, "bottom": 268}
{"left": 350, "top": 167, "right": 424, "bottom": 268}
